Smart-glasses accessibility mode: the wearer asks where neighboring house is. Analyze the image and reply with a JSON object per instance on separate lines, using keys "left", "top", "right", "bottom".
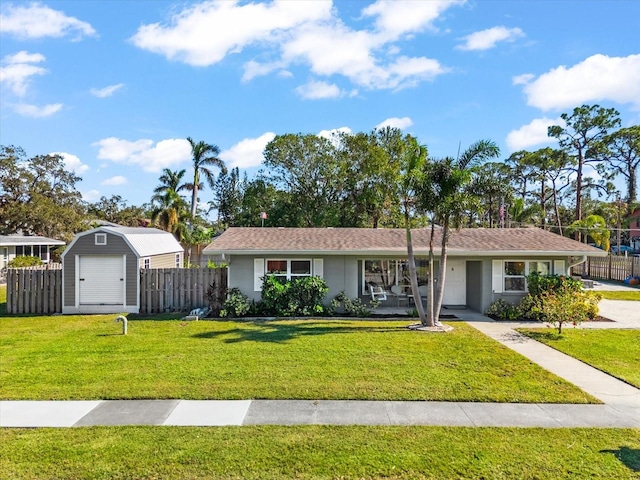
{"left": 0, "top": 235, "right": 65, "bottom": 270}
{"left": 628, "top": 207, "right": 640, "bottom": 251}
{"left": 203, "top": 227, "right": 606, "bottom": 313}
{"left": 61, "top": 226, "right": 184, "bottom": 314}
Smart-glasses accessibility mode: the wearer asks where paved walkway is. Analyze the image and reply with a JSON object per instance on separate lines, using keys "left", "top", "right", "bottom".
{"left": 2, "top": 297, "right": 639, "bottom": 429}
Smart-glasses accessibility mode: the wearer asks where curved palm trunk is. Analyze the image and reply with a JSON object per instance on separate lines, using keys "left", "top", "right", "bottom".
{"left": 405, "top": 217, "right": 429, "bottom": 326}
{"left": 433, "top": 220, "right": 449, "bottom": 327}
{"left": 427, "top": 221, "right": 436, "bottom": 326}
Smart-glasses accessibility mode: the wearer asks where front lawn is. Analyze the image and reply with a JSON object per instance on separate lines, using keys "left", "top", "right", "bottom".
{"left": 598, "top": 290, "right": 640, "bottom": 301}
{"left": 2, "top": 426, "right": 638, "bottom": 479}
{"left": 519, "top": 329, "right": 640, "bottom": 388}
{"left": 0, "top": 315, "right": 596, "bottom": 403}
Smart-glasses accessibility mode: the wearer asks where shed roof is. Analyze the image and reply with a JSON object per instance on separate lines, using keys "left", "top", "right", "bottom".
{"left": 203, "top": 227, "right": 607, "bottom": 257}
{"left": 0, "top": 235, "right": 65, "bottom": 246}
{"left": 63, "top": 227, "right": 183, "bottom": 258}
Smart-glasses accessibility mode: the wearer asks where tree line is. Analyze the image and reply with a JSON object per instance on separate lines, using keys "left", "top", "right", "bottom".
{"left": 1, "top": 103, "right": 638, "bottom": 251}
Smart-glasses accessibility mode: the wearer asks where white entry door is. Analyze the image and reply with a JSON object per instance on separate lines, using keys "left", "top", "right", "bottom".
{"left": 79, "top": 255, "right": 125, "bottom": 305}
{"left": 442, "top": 259, "right": 466, "bottom": 305}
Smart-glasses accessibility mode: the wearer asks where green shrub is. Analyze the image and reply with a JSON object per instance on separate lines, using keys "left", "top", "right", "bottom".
{"left": 529, "top": 289, "right": 602, "bottom": 334}
{"left": 331, "top": 292, "right": 378, "bottom": 317}
{"left": 526, "top": 271, "right": 582, "bottom": 297}
{"left": 260, "top": 276, "right": 330, "bottom": 317}
{"left": 220, "top": 288, "right": 251, "bottom": 318}
{"left": 7, "top": 256, "right": 43, "bottom": 268}
{"left": 485, "top": 298, "right": 520, "bottom": 321}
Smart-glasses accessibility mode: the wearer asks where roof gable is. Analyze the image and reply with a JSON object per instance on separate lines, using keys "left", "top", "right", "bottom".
{"left": 63, "top": 227, "right": 183, "bottom": 258}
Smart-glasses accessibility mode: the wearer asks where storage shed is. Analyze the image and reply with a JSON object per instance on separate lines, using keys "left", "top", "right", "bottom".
{"left": 61, "top": 226, "right": 184, "bottom": 314}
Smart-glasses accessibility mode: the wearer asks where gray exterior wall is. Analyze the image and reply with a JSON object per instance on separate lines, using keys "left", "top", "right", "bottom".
{"left": 228, "top": 254, "right": 358, "bottom": 303}
{"left": 62, "top": 232, "right": 139, "bottom": 311}
{"left": 227, "top": 253, "right": 571, "bottom": 313}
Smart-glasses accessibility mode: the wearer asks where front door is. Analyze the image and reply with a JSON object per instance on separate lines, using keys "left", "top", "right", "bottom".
{"left": 442, "top": 259, "right": 466, "bottom": 305}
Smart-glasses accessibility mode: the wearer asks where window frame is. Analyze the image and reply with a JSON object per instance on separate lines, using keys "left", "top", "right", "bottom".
{"left": 502, "top": 260, "right": 551, "bottom": 293}
{"left": 265, "top": 258, "right": 312, "bottom": 282}
{"left": 362, "top": 258, "right": 429, "bottom": 295}
{"left": 95, "top": 233, "right": 107, "bottom": 245}
{"left": 142, "top": 257, "right": 151, "bottom": 269}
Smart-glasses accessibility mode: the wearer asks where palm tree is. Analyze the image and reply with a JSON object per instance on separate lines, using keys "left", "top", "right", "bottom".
{"left": 186, "top": 137, "right": 227, "bottom": 218}
{"left": 150, "top": 169, "right": 189, "bottom": 237}
{"left": 421, "top": 140, "right": 500, "bottom": 326}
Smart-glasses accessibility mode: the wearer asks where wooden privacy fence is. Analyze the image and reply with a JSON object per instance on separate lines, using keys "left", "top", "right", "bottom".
{"left": 5, "top": 265, "right": 63, "bottom": 315}
{"left": 139, "top": 268, "right": 226, "bottom": 314}
{"left": 5, "top": 267, "right": 227, "bottom": 315}
{"left": 573, "top": 256, "right": 640, "bottom": 282}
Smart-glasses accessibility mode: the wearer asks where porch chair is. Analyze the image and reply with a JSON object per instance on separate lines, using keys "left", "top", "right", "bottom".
{"left": 368, "top": 282, "right": 387, "bottom": 302}
{"left": 390, "top": 284, "right": 409, "bottom": 307}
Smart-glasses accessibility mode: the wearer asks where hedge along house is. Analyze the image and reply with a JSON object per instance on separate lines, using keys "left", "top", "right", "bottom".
{"left": 1, "top": 235, "right": 65, "bottom": 270}
{"left": 203, "top": 227, "right": 607, "bottom": 313}
{"left": 62, "top": 226, "right": 184, "bottom": 314}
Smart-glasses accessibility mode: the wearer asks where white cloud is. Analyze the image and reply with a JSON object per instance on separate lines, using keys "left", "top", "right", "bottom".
{"left": 362, "top": 0, "right": 464, "bottom": 39}
{"left": 13, "top": 103, "right": 62, "bottom": 117}
{"left": 375, "top": 116, "right": 413, "bottom": 130}
{"left": 295, "top": 80, "right": 343, "bottom": 99}
{"left": 101, "top": 176, "right": 128, "bottom": 186}
{"left": 457, "top": 26, "right": 524, "bottom": 51}
{"left": 0, "top": 50, "right": 47, "bottom": 96}
{"left": 81, "top": 189, "right": 101, "bottom": 202}
{"left": 51, "top": 152, "right": 89, "bottom": 175}
{"left": 318, "top": 127, "right": 352, "bottom": 140}
{"left": 512, "top": 73, "right": 534, "bottom": 85}
{"left": 130, "top": 0, "right": 332, "bottom": 67}
{"left": 505, "top": 117, "right": 563, "bottom": 151}
{"left": 90, "top": 83, "right": 124, "bottom": 98}
{"left": 92, "top": 137, "right": 192, "bottom": 172}
{"left": 0, "top": 2, "right": 96, "bottom": 40}
{"left": 219, "top": 132, "right": 276, "bottom": 169}
{"left": 520, "top": 53, "right": 640, "bottom": 111}
{"left": 132, "top": 0, "right": 458, "bottom": 94}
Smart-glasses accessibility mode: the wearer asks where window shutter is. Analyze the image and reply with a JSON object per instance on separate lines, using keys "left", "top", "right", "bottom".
{"left": 254, "top": 258, "right": 264, "bottom": 291}
{"left": 492, "top": 260, "right": 503, "bottom": 293}
{"left": 554, "top": 260, "right": 565, "bottom": 276}
{"left": 313, "top": 258, "right": 324, "bottom": 278}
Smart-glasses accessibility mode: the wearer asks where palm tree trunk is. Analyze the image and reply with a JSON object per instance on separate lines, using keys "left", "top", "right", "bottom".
{"left": 405, "top": 216, "right": 429, "bottom": 326}
{"left": 427, "top": 221, "right": 436, "bottom": 327}
{"left": 433, "top": 220, "right": 449, "bottom": 326}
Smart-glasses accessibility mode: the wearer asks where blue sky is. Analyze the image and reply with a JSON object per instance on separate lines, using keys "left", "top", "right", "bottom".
{"left": 1, "top": 0, "right": 639, "bottom": 210}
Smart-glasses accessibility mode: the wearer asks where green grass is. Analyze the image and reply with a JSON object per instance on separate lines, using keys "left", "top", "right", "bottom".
{"left": 598, "top": 290, "right": 640, "bottom": 301}
{"left": 519, "top": 328, "right": 640, "bottom": 388}
{"left": 0, "top": 315, "right": 597, "bottom": 403}
{"left": 0, "top": 284, "right": 6, "bottom": 315}
{"left": 1, "top": 426, "right": 638, "bottom": 479}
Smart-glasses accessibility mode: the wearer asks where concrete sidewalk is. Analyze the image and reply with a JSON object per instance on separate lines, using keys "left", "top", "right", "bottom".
{"left": 2, "top": 399, "right": 639, "bottom": 428}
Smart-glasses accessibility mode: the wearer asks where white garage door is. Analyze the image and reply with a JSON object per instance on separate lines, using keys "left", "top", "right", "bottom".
{"left": 79, "top": 255, "right": 125, "bottom": 305}
{"left": 442, "top": 259, "right": 466, "bottom": 305}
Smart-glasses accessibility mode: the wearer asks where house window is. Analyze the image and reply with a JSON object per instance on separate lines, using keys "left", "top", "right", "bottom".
{"left": 95, "top": 233, "right": 107, "bottom": 245}
{"left": 363, "top": 259, "right": 429, "bottom": 295}
{"left": 503, "top": 261, "right": 551, "bottom": 292}
{"left": 266, "top": 259, "right": 311, "bottom": 282}
{"left": 175, "top": 253, "right": 181, "bottom": 268}
{"left": 143, "top": 257, "right": 150, "bottom": 269}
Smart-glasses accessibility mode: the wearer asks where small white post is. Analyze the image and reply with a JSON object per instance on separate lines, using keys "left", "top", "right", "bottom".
{"left": 115, "top": 315, "right": 128, "bottom": 335}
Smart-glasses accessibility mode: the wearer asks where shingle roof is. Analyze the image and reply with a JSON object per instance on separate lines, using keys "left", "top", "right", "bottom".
{"left": 203, "top": 227, "right": 607, "bottom": 257}
{"left": 0, "top": 235, "right": 65, "bottom": 246}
